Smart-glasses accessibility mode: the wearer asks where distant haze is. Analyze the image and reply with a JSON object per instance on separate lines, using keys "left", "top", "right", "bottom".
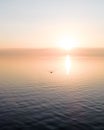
{"left": 0, "top": 48, "right": 104, "bottom": 57}
{"left": 0, "top": 0, "right": 104, "bottom": 48}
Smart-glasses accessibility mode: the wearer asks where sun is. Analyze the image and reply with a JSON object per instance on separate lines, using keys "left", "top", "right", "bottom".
{"left": 57, "top": 36, "right": 78, "bottom": 50}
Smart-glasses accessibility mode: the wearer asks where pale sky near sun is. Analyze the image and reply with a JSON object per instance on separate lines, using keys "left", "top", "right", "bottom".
{"left": 0, "top": 0, "right": 104, "bottom": 48}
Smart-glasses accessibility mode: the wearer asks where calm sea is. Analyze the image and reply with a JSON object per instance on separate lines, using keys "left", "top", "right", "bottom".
{"left": 0, "top": 55, "right": 104, "bottom": 130}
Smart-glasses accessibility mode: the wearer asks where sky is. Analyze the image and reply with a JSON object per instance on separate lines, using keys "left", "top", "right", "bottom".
{"left": 0, "top": 0, "right": 104, "bottom": 48}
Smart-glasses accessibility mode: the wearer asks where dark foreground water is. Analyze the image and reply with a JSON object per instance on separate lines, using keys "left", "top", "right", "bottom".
{"left": 0, "top": 55, "right": 104, "bottom": 130}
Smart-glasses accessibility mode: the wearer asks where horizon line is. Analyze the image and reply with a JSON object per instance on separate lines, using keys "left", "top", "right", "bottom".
{"left": 0, "top": 47, "right": 104, "bottom": 50}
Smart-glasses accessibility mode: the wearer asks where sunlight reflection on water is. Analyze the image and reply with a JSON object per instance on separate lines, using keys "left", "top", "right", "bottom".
{"left": 65, "top": 55, "right": 71, "bottom": 75}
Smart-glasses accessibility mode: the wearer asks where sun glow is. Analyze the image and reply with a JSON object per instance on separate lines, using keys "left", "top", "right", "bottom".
{"left": 57, "top": 35, "right": 78, "bottom": 50}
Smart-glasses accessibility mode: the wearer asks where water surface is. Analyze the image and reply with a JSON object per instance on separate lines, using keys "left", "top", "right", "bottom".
{"left": 0, "top": 55, "right": 104, "bottom": 130}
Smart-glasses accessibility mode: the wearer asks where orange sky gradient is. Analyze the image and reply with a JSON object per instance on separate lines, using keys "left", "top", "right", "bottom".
{"left": 0, "top": 0, "right": 104, "bottom": 49}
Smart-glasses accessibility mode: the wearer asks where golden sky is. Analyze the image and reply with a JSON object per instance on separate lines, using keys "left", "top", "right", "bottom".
{"left": 0, "top": 0, "right": 104, "bottom": 48}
